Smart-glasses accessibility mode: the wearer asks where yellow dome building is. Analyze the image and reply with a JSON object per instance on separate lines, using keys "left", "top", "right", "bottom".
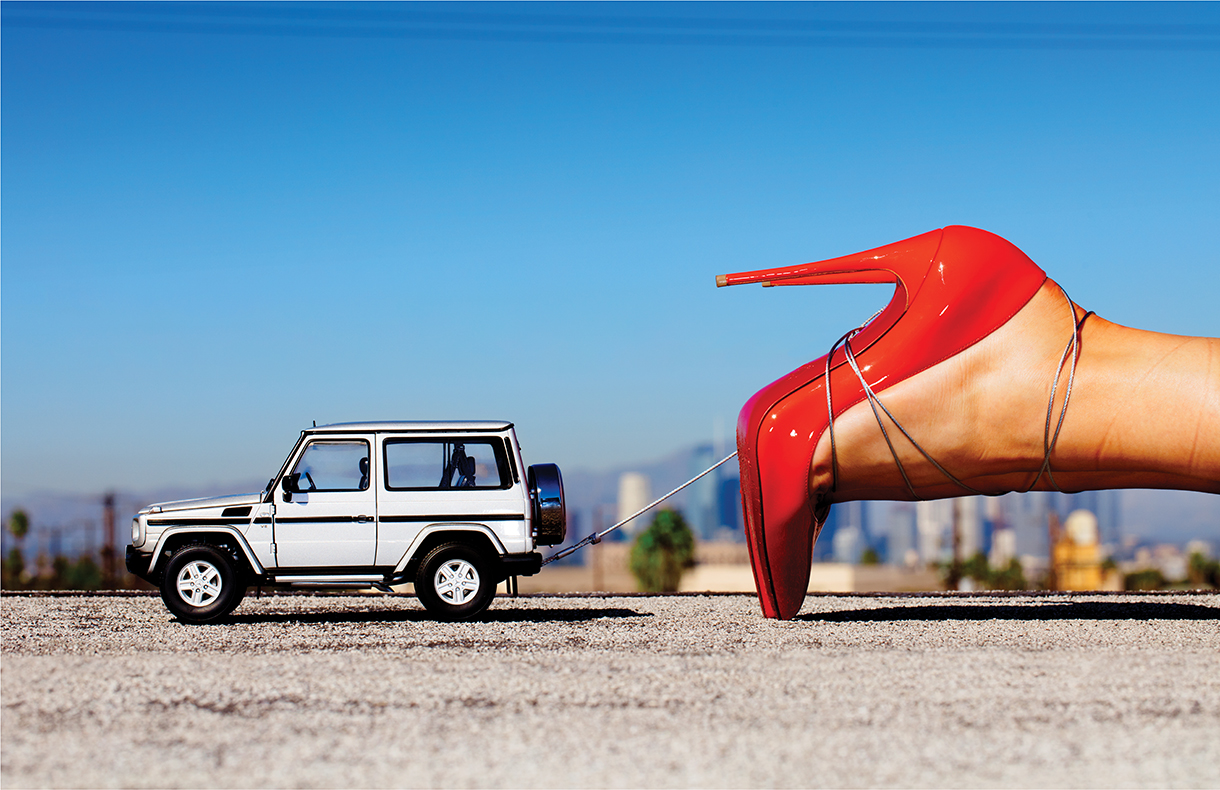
{"left": 1051, "top": 509, "right": 1103, "bottom": 591}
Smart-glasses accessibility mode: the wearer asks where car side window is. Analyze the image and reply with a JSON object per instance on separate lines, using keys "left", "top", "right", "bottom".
{"left": 384, "top": 439, "right": 508, "bottom": 490}
{"left": 291, "top": 440, "right": 370, "bottom": 491}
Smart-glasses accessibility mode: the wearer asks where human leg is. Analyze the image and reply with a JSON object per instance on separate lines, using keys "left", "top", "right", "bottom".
{"left": 819, "top": 281, "right": 1220, "bottom": 502}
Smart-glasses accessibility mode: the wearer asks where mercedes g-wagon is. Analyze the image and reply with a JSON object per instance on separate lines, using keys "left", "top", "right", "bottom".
{"left": 126, "top": 422, "right": 565, "bottom": 622}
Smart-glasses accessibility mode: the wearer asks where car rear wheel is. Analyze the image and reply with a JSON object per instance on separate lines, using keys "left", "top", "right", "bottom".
{"left": 415, "top": 543, "right": 496, "bottom": 621}
{"left": 160, "top": 544, "right": 244, "bottom": 624}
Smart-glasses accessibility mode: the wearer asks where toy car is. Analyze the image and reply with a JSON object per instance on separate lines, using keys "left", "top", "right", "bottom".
{"left": 126, "top": 422, "right": 565, "bottom": 623}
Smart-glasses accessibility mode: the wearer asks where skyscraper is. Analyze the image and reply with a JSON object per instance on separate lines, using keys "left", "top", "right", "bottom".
{"left": 884, "top": 502, "right": 918, "bottom": 566}
{"left": 958, "top": 497, "right": 983, "bottom": 559}
{"left": 833, "top": 500, "right": 868, "bottom": 562}
{"left": 687, "top": 444, "right": 718, "bottom": 540}
{"left": 717, "top": 475, "right": 743, "bottom": 535}
{"left": 617, "top": 472, "right": 652, "bottom": 537}
{"left": 917, "top": 499, "right": 953, "bottom": 563}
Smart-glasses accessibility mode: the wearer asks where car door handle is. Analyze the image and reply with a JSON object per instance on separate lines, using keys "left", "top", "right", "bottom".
{"left": 354, "top": 515, "right": 373, "bottom": 523}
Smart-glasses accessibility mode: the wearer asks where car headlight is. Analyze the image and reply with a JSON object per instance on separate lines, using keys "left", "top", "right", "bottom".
{"left": 131, "top": 517, "right": 145, "bottom": 547}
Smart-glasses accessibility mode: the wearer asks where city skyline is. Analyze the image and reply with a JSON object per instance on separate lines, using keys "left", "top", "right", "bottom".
{"left": 4, "top": 430, "right": 1217, "bottom": 567}
{"left": 5, "top": 431, "right": 1218, "bottom": 553}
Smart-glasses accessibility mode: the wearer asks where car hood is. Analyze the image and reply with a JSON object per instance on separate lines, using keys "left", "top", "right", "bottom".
{"left": 142, "top": 492, "right": 264, "bottom": 515}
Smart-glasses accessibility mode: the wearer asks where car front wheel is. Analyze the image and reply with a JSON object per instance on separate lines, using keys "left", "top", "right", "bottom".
{"left": 415, "top": 543, "right": 496, "bottom": 621}
{"left": 160, "top": 544, "right": 243, "bottom": 624}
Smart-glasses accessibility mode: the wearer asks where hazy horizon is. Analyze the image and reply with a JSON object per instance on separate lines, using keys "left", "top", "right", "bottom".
{"left": 3, "top": 436, "right": 1216, "bottom": 557}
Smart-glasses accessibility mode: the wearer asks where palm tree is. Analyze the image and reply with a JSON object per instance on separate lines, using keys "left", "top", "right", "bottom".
{"left": 3, "top": 510, "right": 31, "bottom": 588}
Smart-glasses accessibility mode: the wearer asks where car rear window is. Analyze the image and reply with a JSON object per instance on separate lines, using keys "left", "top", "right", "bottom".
{"left": 383, "top": 439, "right": 510, "bottom": 490}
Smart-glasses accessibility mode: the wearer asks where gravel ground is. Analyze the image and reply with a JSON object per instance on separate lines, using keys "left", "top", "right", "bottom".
{"left": 2, "top": 591, "right": 1218, "bottom": 788}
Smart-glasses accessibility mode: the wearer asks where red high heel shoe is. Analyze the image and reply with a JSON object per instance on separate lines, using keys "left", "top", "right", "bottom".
{"left": 718, "top": 226, "right": 1050, "bottom": 619}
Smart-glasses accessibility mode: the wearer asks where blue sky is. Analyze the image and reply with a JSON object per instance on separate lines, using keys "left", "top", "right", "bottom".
{"left": 3, "top": 2, "right": 1219, "bottom": 497}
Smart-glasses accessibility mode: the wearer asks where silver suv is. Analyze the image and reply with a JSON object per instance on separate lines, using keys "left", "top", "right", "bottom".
{"left": 126, "top": 422, "right": 565, "bottom": 623}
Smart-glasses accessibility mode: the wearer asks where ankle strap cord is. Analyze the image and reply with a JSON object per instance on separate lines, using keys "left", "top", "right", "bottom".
{"left": 826, "top": 284, "right": 1090, "bottom": 500}
{"left": 1029, "top": 301, "right": 1093, "bottom": 493}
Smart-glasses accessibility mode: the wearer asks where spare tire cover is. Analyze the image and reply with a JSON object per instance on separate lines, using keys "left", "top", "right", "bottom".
{"left": 527, "top": 464, "right": 566, "bottom": 546}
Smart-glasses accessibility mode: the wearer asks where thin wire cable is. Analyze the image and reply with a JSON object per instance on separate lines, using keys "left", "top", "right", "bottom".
{"left": 541, "top": 451, "right": 739, "bottom": 566}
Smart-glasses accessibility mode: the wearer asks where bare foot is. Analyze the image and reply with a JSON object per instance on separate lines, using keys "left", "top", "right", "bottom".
{"left": 810, "top": 280, "right": 1220, "bottom": 503}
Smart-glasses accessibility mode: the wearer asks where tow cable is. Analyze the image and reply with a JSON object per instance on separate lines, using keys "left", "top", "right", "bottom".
{"left": 541, "top": 451, "right": 739, "bottom": 566}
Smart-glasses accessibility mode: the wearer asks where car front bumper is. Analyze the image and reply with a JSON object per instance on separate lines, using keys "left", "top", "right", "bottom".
{"left": 125, "top": 545, "right": 156, "bottom": 584}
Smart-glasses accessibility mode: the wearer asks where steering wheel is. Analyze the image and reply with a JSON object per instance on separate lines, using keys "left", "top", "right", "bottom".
{"left": 302, "top": 471, "right": 317, "bottom": 491}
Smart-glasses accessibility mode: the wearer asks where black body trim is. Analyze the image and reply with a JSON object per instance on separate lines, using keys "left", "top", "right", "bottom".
{"left": 275, "top": 516, "right": 369, "bottom": 524}
{"left": 148, "top": 519, "right": 243, "bottom": 527}
{"left": 125, "top": 545, "right": 155, "bottom": 583}
{"left": 503, "top": 437, "right": 520, "bottom": 483}
{"left": 270, "top": 565, "right": 396, "bottom": 577}
{"left": 377, "top": 514, "right": 524, "bottom": 523}
{"left": 498, "top": 552, "right": 542, "bottom": 577}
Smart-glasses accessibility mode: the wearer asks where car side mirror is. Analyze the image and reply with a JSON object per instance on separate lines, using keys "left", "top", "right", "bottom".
{"left": 281, "top": 473, "right": 300, "bottom": 502}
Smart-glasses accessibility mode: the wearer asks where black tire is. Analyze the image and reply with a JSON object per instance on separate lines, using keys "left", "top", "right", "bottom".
{"left": 220, "top": 583, "right": 248, "bottom": 618}
{"left": 415, "top": 543, "right": 496, "bottom": 621}
{"left": 160, "top": 544, "right": 243, "bottom": 624}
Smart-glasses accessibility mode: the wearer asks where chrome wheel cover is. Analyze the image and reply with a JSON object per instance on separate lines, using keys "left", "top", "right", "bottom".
{"left": 176, "top": 560, "right": 223, "bottom": 607}
{"left": 434, "top": 559, "right": 480, "bottom": 606}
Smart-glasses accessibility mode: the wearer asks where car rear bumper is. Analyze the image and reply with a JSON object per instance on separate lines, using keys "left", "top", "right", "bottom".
{"left": 499, "top": 552, "right": 542, "bottom": 577}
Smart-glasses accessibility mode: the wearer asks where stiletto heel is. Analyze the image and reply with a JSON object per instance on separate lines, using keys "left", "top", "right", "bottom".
{"left": 719, "top": 226, "right": 1049, "bottom": 619}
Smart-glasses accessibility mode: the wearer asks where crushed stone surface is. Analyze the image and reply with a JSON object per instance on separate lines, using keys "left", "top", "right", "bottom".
{"left": 2, "top": 591, "right": 1218, "bottom": 788}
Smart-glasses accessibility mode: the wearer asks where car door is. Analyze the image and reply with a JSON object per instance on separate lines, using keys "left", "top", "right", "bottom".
{"left": 274, "top": 436, "right": 377, "bottom": 568}
{"left": 375, "top": 433, "right": 527, "bottom": 566}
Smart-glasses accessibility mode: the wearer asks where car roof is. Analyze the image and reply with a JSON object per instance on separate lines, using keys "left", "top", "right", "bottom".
{"left": 306, "top": 421, "right": 513, "bottom": 434}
